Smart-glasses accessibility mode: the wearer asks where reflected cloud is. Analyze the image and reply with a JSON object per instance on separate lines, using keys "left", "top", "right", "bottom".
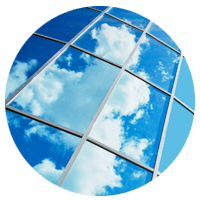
{"left": 5, "top": 59, "right": 38, "bottom": 99}
{"left": 33, "top": 159, "right": 64, "bottom": 184}
{"left": 63, "top": 142, "right": 123, "bottom": 195}
{"left": 24, "top": 120, "right": 79, "bottom": 150}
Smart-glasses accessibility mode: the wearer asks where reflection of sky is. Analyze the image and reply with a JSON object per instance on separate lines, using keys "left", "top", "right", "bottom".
{"left": 62, "top": 141, "right": 152, "bottom": 196}
{"left": 5, "top": 6, "right": 193, "bottom": 195}
{"left": 159, "top": 101, "right": 194, "bottom": 172}
{"left": 89, "top": 72, "right": 169, "bottom": 168}
{"left": 148, "top": 23, "right": 180, "bottom": 52}
{"left": 5, "top": 35, "right": 63, "bottom": 99}
{"left": 6, "top": 110, "right": 80, "bottom": 185}
{"left": 36, "top": 8, "right": 99, "bottom": 42}
{"left": 127, "top": 34, "right": 180, "bottom": 92}
{"left": 10, "top": 46, "right": 120, "bottom": 134}
{"left": 175, "top": 58, "right": 195, "bottom": 110}
{"left": 108, "top": 7, "right": 150, "bottom": 30}
{"left": 74, "top": 15, "right": 143, "bottom": 66}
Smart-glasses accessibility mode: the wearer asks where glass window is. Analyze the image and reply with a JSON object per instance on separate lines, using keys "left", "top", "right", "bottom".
{"left": 175, "top": 58, "right": 195, "bottom": 110}
{"left": 90, "top": 6, "right": 108, "bottom": 11}
{"left": 36, "top": 8, "right": 100, "bottom": 42}
{"left": 89, "top": 72, "right": 170, "bottom": 168}
{"left": 74, "top": 15, "right": 143, "bottom": 66}
{"left": 108, "top": 7, "right": 150, "bottom": 30}
{"left": 5, "top": 35, "right": 64, "bottom": 99}
{"left": 6, "top": 110, "right": 80, "bottom": 185}
{"left": 62, "top": 141, "right": 152, "bottom": 195}
{"left": 159, "top": 100, "right": 194, "bottom": 173}
{"left": 10, "top": 46, "right": 120, "bottom": 134}
{"left": 148, "top": 23, "right": 180, "bottom": 52}
{"left": 127, "top": 34, "right": 180, "bottom": 92}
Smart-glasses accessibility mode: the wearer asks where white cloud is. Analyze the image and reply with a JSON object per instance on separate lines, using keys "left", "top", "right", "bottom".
{"left": 62, "top": 142, "right": 122, "bottom": 196}
{"left": 5, "top": 59, "right": 37, "bottom": 99}
{"left": 25, "top": 120, "right": 79, "bottom": 150}
{"left": 90, "top": 73, "right": 152, "bottom": 165}
{"left": 121, "top": 137, "right": 152, "bottom": 163}
{"left": 157, "top": 61, "right": 173, "bottom": 82}
{"left": 80, "top": 53, "right": 91, "bottom": 64}
{"left": 33, "top": 159, "right": 64, "bottom": 185}
{"left": 130, "top": 110, "right": 144, "bottom": 124}
{"left": 133, "top": 170, "right": 145, "bottom": 179}
{"left": 91, "top": 23, "right": 148, "bottom": 66}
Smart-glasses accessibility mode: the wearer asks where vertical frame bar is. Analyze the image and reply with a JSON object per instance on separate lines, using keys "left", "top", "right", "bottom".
{"left": 152, "top": 54, "right": 183, "bottom": 179}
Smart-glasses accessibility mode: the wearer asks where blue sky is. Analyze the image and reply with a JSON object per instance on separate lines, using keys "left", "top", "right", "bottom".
{"left": 5, "top": 6, "right": 195, "bottom": 196}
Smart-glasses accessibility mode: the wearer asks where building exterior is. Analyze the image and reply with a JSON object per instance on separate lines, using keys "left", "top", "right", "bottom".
{"left": 5, "top": 6, "right": 195, "bottom": 196}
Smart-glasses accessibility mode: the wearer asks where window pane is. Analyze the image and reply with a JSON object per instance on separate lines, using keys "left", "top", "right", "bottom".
{"left": 90, "top": 6, "right": 108, "bottom": 11}
{"left": 148, "top": 23, "right": 180, "bottom": 52}
{"left": 5, "top": 35, "right": 64, "bottom": 99}
{"left": 108, "top": 7, "right": 150, "bottom": 30}
{"left": 175, "top": 58, "right": 195, "bottom": 110}
{"left": 89, "top": 72, "right": 169, "bottom": 168}
{"left": 159, "top": 101, "right": 194, "bottom": 173}
{"left": 74, "top": 15, "right": 143, "bottom": 66}
{"left": 6, "top": 110, "right": 80, "bottom": 185}
{"left": 10, "top": 47, "right": 120, "bottom": 134}
{"left": 127, "top": 35, "right": 180, "bottom": 92}
{"left": 36, "top": 8, "right": 100, "bottom": 42}
{"left": 62, "top": 141, "right": 152, "bottom": 195}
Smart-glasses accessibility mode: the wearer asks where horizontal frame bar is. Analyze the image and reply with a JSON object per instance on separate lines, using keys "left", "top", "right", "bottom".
{"left": 33, "top": 33, "right": 67, "bottom": 44}
{"left": 86, "top": 7, "right": 103, "bottom": 13}
{"left": 125, "top": 69, "right": 171, "bottom": 96}
{"left": 105, "top": 12, "right": 144, "bottom": 32}
{"left": 87, "top": 137, "right": 154, "bottom": 173}
{"left": 6, "top": 105, "right": 83, "bottom": 138}
{"left": 174, "top": 96, "right": 195, "bottom": 114}
{"left": 146, "top": 32, "right": 181, "bottom": 55}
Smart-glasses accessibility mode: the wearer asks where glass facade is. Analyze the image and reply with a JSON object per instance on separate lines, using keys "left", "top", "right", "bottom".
{"left": 5, "top": 6, "right": 195, "bottom": 196}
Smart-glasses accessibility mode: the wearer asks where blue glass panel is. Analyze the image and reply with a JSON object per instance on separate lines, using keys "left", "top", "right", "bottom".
{"left": 89, "top": 72, "right": 169, "bottom": 168}
{"left": 62, "top": 141, "right": 152, "bottom": 195}
{"left": 74, "top": 15, "right": 143, "bottom": 66}
{"left": 148, "top": 23, "right": 180, "bottom": 52}
{"left": 90, "top": 6, "right": 108, "bottom": 11}
{"left": 127, "top": 34, "right": 180, "bottom": 92}
{"left": 159, "top": 100, "right": 194, "bottom": 173}
{"left": 108, "top": 7, "right": 150, "bottom": 30}
{"left": 5, "top": 35, "right": 64, "bottom": 99}
{"left": 175, "top": 58, "right": 195, "bottom": 110}
{"left": 6, "top": 110, "right": 80, "bottom": 185}
{"left": 36, "top": 8, "right": 100, "bottom": 42}
{"left": 10, "top": 47, "right": 120, "bottom": 134}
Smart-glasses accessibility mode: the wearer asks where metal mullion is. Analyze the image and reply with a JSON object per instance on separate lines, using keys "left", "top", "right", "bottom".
{"left": 33, "top": 33, "right": 67, "bottom": 44}
{"left": 125, "top": 69, "right": 171, "bottom": 96}
{"left": 146, "top": 32, "right": 181, "bottom": 55}
{"left": 70, "top": 44, "right": 122, "bottom": 69}
{"left": 152, "top": 54, "right": 183, "bottom": 180}
{"left": 5, "top": 7, "right": 111, "bottom": 106}
{"left": 6, "top": 105, "right": 83, "bottom": 138}
{"left": 56, "top": 20, "right": 152, "bottom": 187}
{"left": 105, "top": 13, "right": 144, "bottom": 32}
{"left": 174, "top": 96, "right": 195, "bottom": 114}
{"left": 87, "top": 137, "right": 154, "bottom": 173}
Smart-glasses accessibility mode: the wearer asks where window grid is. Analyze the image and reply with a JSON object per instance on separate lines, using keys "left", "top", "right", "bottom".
{"left": 5, "top": 6, "right": 194, "bottom": 188}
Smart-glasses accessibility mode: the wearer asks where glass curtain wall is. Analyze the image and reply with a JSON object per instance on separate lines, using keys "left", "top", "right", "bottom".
{"left": 5, "top": 6, "right": 195, "bottom": 196}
